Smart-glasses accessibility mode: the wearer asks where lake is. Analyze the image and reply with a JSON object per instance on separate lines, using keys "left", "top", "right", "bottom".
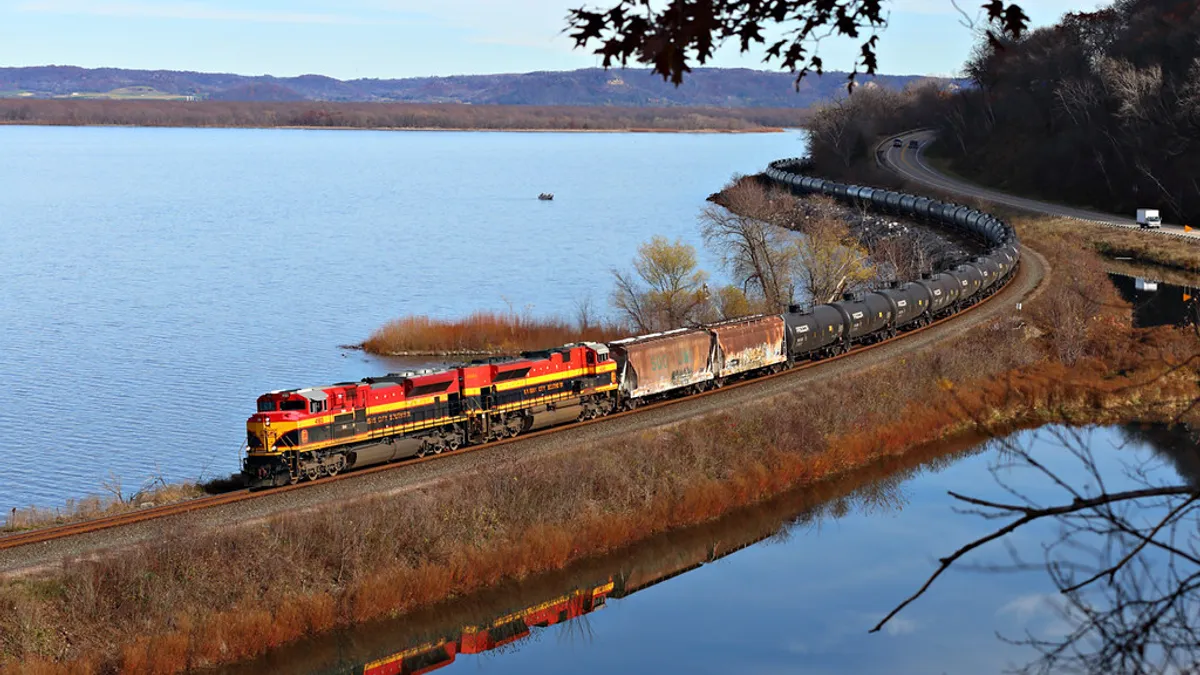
{"left": 217, "top": 424, "right": 1200, "bottom": 675}
{"left": 0, "top": 125, "right": 808, "bottom": 509}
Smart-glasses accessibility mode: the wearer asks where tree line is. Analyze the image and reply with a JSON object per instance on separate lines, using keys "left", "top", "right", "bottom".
{"left": 805, "top": 0, "right": 1200, "bottom": 224}
{"left": 0, "top": 99, "right": 808, "bottom": 132}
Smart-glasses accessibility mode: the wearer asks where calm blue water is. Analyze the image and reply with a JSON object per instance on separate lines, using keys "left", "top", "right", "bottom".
{"left": 221, "top": 425, "right": 1199, "bottom": 675}
{"left": 0, "top": 125, "right": 807, "bottom": 509}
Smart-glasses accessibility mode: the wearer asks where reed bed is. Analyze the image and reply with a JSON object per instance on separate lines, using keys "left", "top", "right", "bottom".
{"left": 360, "top": 310, "right": 627, "bottom": 355}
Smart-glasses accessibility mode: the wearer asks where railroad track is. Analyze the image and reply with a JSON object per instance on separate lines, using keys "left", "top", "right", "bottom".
{"left": 0, "top": 262, "right": 1024, "bottom": 553}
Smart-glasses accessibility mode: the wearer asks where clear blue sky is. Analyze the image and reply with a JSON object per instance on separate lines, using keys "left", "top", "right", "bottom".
{"left": 0, "top": 0, "right": 1102, "bottom": 79}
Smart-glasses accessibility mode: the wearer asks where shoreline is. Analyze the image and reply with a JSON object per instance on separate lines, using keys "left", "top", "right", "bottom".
{"left": 0, "top": 120, "right": 790, "bottom": 134}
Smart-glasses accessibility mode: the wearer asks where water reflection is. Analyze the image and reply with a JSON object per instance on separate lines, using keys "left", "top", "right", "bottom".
{"left": 1108, "top": 272, "right": 1200, "bottom": 328}
{"left": 216, "top": 425, "right": 1199, "bottom": 675}
{"left": 219, "top": 432, "right": 989, "bottom": 675}
{"left": 897, "top": 423, "right": 1200, "bottom": 675}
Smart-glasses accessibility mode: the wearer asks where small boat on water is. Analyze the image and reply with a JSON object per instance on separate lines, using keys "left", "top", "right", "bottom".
{"left": 538, "top": 193, "right": 554, "bottom": 201}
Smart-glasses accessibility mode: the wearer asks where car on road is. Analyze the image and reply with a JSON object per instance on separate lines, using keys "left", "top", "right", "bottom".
{"left": 892, "top": 139, "right": 902, "bottom": 148}
{"left": 907, "top": 140, "right": 920, "bottom": 150}
{"left": 1137, "top": 208, "right": 1162, "bottom": 228}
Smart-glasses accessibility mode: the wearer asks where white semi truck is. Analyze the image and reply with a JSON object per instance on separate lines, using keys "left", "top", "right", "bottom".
{"left": 1137, "top": 208, "right": 1162, "bottom": 228}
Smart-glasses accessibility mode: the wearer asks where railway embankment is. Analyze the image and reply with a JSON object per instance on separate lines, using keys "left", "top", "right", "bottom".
{"left": 5, "top": 171, "right": 1200, "bottom": 675}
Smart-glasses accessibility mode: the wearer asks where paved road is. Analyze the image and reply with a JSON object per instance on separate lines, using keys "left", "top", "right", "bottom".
{"left": 880, "top": 129, "right": 1199, "bottom": 240}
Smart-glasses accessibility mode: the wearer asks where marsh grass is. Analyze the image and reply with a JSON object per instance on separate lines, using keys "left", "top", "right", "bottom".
{"left": 361, "top": 310, "right": 627, "bottom": 356}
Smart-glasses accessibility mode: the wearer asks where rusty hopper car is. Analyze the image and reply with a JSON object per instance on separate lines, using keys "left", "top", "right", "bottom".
{"left": 709, "top": 315, "right": 787, "bottom": 381}
{"left": 608, "top": 328, "right": 714, "bottom": 403}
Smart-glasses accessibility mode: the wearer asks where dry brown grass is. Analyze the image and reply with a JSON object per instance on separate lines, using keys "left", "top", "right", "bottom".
{"left": 2, "top": 481, "right": 205, "bottom": 534}
{"left": 4, "top": 198, "right": 1199, "bottom": 675}
{"left": 360, "top": 310, "right": 627, "bottom": 356}
{"left": 1074, "top": 226, "right": 1200, "bottom": 274}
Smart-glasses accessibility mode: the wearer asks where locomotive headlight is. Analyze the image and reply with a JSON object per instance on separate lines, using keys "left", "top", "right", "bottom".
{"left": 264, "top": 418, "right": 271, "bottom": 427}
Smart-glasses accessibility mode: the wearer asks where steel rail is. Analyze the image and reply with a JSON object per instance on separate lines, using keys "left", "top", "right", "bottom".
{"left": 0, "top": 258, "right": 1026, "bottom": 552}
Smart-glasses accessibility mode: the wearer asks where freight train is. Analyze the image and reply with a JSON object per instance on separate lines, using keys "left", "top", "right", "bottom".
{"left": 242, "top": 162, "right": 1021, "bottom": 488}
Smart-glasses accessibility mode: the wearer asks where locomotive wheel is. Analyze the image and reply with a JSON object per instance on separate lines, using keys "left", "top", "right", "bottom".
{"left": 447, "top": 437, "right": 461, "bottom": 451}
{"left": 305, "top": 464, "right": 320, "bottom": 481}
{"left": 326, "top": 456, "right": 344, "bottom": 477}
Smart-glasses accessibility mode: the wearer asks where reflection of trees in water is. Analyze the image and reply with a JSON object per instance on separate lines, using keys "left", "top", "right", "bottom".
{"left": 1120, "top": 423, "right": 1200, "bottom": 489}
{"left": 877, "top": 425, "right": 1200, "bottom": 674}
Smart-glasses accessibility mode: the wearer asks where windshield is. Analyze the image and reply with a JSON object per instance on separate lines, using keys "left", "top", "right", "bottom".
{"left": 257, "top": 400, "right": 277, "bottom": 412}
{"left": 280, "top": 400, "right": 306, "bottom": 411}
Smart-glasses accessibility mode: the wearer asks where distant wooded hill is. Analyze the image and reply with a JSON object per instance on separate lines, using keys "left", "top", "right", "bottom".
{"left": 0, "top": 66, "right": 956, "bottom": 107}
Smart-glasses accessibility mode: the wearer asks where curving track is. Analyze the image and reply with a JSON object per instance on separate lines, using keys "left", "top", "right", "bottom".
{"left": 881, "top": 129, "right": 1199, "bottom": 240}
{"left": 0, "top": 168, "right": 1049, "bottom": 576}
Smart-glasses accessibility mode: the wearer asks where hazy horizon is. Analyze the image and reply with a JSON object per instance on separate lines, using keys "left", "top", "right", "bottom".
{"left": 1, "top": 1, "right": 1098, "bottom": 80}
{"left": 1, "top": 63, "right": 957, "bottom": 82}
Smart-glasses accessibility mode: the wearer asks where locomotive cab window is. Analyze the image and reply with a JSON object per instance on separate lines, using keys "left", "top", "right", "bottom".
{"left": 281, "top": 400, "right": 306, "bottom": 411}
{"left": 309, "top": 400, "right": 325, "bottom": 414}
{"left": 257, "top": 400, "right": 277, "bottom": 412}
{"left": 586, "top": 353, "right": 595, "bottom": 365}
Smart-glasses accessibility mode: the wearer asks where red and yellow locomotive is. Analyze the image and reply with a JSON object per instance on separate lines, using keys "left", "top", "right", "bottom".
{"left": 243, "top": 342, "right": 617, "bottom": 487}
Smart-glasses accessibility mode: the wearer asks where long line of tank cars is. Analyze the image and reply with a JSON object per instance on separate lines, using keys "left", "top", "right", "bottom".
{"left": 242, "top": 161, "right": 1021, "bottom": 488}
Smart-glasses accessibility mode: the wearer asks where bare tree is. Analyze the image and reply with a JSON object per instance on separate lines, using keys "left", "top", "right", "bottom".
{"left": 610, "top": 236, "right": 710, "bottom": 332}
{"left": 873, "top": 424, "right": 1200, "bottom": 675}
{"left": 701, "top": 180, "right": 798, "bottom": 311}
{"left": 712, "top": 285, "right": 755, "bottom": 320}
{"left": 573, "top": 295, "right": 596, "bottom": 332}
{"left": 808, "top": 99, "right": 858, "bottom": 169}
{"left": 793, "top": 211, "right": 875, "bottom": 304}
